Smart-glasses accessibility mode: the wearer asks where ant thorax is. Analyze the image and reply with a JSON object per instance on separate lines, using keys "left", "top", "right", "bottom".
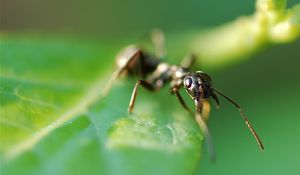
{"left": 170, "top": 65, "right": 189, "bottom": 88}
{"left": 146, "top": 62, "right": 171, "bottom": 88}
{"left": 146, "top": 63, "right": 189, "bottom": 89}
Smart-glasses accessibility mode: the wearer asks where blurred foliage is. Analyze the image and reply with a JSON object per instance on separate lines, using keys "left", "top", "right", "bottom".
{"left": 1, "top": 0, "right": 299, "bottom": 38}
{"left": 188, "top": 0, "right": 300, "bottom": 68}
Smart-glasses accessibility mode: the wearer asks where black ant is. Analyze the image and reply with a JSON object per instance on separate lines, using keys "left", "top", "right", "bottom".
{"left": 103, "top": 30, "right": 264, "bottom": 161}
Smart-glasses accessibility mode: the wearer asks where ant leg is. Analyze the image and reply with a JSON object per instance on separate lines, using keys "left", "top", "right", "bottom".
{"left": 102, "top": 46, "right": 142, "bottom": 95}
{"left": 201, "top": 100, "right": 211, "bottom": 121}
{"left": 170, "top": 87, "right": 193, "bottom": 114}
{"left": 128, "top": 80, "right": 156, "bottom": 113}
{"left": 151, "top": 29, "right": 166, "bottom": 59}
{"left": 195, "top": 111, "right": 216, "bottom": 163}
{"left": 194, "top": 92, "right": 216, "bottom": 162}
{"left": 180, "top": 54, "right": 196, "bottom": 69}
{"left": 211, "top": 92, "right": 220, "bottom": 109}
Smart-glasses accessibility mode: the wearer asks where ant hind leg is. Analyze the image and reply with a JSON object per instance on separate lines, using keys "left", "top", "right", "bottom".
{"left": 128, "top": 80, "right": 156, "bottom": 113}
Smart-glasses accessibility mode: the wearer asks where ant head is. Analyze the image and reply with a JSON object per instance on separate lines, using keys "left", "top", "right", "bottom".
{"left": 184, "top": 72, "right": 265, "bottom": 151}
{"left": 183, "top": 71, "right": 213, "bottom": 101}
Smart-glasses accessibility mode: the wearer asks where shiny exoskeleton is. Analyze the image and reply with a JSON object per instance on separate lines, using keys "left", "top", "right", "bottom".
{"left": 103, "top": 31, "right": 264, "bottom": 161}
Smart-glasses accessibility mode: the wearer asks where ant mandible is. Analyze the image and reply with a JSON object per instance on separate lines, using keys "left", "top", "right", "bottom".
{"left": 103, "top": 30, "right": 264, "bottom": 161}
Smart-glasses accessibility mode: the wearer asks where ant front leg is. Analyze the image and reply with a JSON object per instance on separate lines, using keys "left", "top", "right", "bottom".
{"left": 195, "top": 99, "right": 211, "bottom": 121}
{"left": 194, "top": 92, "right": 216, "bottom": 162}
{"left": 195, "top": 111, "right": 216, "bottom": 162}
{"left": 128, "top": 80, "right": 156, "bottom": 113}
{"left": 170, "top": 86, "right": 193, "bottom": 114}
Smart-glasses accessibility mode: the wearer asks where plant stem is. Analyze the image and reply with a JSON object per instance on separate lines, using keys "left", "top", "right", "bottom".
{"left": 188, "top": 0, "right": 300, "bottom": 69}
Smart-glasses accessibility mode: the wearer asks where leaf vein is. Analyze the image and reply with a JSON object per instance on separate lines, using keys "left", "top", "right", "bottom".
{"left": 4, "top": 73, "right": 107, "bottom": 161}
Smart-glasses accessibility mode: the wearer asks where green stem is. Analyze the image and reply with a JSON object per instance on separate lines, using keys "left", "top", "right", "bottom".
{"left": 188, "top": 0, "right": 300, "bottom": 69}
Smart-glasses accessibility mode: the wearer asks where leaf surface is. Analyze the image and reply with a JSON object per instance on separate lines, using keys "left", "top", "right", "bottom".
{"left": 0, "top": 34, "right": 203, "bottom": 175}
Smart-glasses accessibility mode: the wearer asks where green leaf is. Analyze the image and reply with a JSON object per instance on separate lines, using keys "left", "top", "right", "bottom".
{"left": 0, "top": 34, "right": 203, "bottom": 175}
{"left": 0, "top": 34, "right": 112, "bottom": 155}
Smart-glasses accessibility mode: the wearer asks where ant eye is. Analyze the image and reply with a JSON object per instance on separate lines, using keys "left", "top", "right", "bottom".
{"left": 184, "top": 77, "right": 193, "bottom": 88}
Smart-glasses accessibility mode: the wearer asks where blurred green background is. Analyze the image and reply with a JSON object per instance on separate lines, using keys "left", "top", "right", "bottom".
{"left": 1, "top": 0, "right": 300, "bottom": 175}
{"left": 2, "top": 0, "right": 297, "bottom": 38}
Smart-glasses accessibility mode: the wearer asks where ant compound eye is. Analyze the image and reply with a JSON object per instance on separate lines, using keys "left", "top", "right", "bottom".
{"left": 184, "top": 77, "right": 193, "bottom": 88}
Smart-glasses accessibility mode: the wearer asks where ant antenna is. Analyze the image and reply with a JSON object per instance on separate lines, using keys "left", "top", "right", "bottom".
{"left": 213, "top": 88, "right": 264, "bottom": 151}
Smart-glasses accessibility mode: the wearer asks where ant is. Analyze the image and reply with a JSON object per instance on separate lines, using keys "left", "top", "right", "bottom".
{"left": 103, "top": 30, "right": 264, "bottom": 161}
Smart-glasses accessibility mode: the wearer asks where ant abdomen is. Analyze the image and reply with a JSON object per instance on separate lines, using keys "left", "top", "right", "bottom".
{"left": 116, "top": 45, "right": 160, "bottom": 77}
